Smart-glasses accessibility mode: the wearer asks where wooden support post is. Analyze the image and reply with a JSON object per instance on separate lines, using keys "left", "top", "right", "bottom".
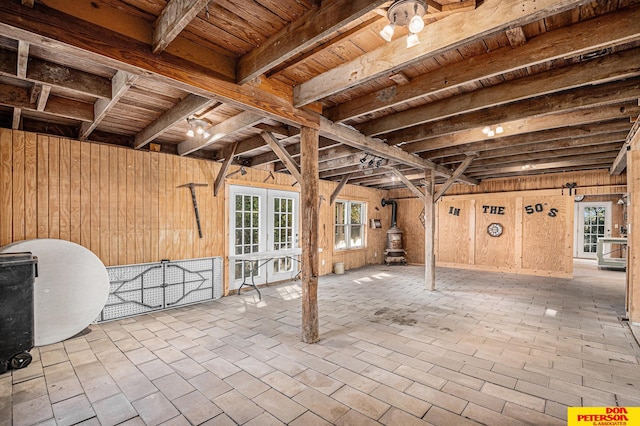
{"left": 425, "top": 169, "right": 436, "bottom": 290}
{"left": 627, "top": 127, "right": 640, "bottom": 323}
{"left": 300, "top": 126, "right": 320, "bottom": 343}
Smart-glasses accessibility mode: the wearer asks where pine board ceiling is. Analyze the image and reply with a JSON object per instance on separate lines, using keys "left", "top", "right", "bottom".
{"left": 0, "top": 0, "right": 639, "bottom": 189}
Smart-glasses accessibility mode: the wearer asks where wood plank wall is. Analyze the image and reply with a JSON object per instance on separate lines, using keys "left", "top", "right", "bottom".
{"left": 388, "top": 169, "right": 627, "bottom": 277}
{"left": 0, "top": 129, "right": 389, "bottom": 286}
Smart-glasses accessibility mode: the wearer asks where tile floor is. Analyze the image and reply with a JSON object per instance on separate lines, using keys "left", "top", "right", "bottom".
{"left": 2, "top": 260, "right": 639, "bottom": 425}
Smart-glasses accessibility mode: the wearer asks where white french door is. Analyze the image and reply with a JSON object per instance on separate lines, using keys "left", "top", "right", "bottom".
{"left": 575, "top": 202, "right": 612, "bottom": 258}
{"left": 229, "top": 186, "right": 299, "bottom": 290}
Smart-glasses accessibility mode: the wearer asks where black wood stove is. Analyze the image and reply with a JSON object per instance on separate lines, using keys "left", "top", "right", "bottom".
{"left": 381, "top": 199, "right": 407, "bottom": 265}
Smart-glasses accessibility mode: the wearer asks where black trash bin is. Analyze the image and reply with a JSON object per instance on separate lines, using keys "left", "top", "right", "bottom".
{"left": 0, "top": 252, "right": 37, "bottom": 374}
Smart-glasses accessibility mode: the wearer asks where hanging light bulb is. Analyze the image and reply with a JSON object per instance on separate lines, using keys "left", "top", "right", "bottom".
{"left": 406, "top": 32, "right": 420, "bottom": 48}
{"left": 203, "top": 131, "right": 211, "bottom": 139}
{"left": 186, "top": 129, "right": 195, "bottom": 137}
{"left": 482, "top": 126, "right": 491, "bottom": 135}
{"left": 408, "top": 8, "right": 424, "bottom": 34}
{"left": 487, "top": 129, "right": 495, "bottom": 137}
{"left": 380, "top": 12, "right": 396, "bottom": 42}
{"left": 196, "top": 126, "right": 205, "bottom": 135}
{"left": 495, "top": 125, "right": 504, "bottom": 134}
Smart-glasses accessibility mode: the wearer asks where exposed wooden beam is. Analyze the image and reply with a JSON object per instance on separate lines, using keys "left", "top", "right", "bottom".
{"left": 79, "top": 71, "right": 137, "bottom": 140}
{"left": 153, "top": 0, "right": 209, "bottom": 54}
{"left": 261, "top": 131, "right": 302, "bottom": 183}
{"left": 237, "top": 0, "right": 387, "bottom": 84}
{"left": 214, "top": 141, "right": 239, "bottom": 197}
{"left": 300, "top": 126, "right": 320, "bottom": 343}
{"left": 16, "top": 40, "right": 28, "bottom": 78}
{"left": 434, "top": 155, "right": 476, "bottom": 201}
{"left": 178, "top": 112, "right": 264, "bottom": 156}
{"left": 330, "top": 174, "right": 351, "bottom": 205}
{"left": 12, "top": 107, "right": 21, "bottom": 129}
{"left": 327, "top": 5, "right": 640, "bottom": 123}
{"left": 0, "top": 82, "right": 93, "bottom": 121}
{"left": 0, "top": 1, "right": 321, "bottom": 129}
{"left": 425, "top": 123, "right": 631, "bottom": 160}
{"left": 403, "top": 103, "right": 640, "bottom": 154}
{"left": 611, "top": 116, "right": 640, "bottom": 175}
{"left": 319, "top": 117, "right": 478, "bottom": 185}
{"left": 134, "top": 94, "right": 213, "bottom": 149}
{"left": 36, "top": 85, "right": 50, "bottom": 111}
{"left": 360, "top": 47, "right": 640, "bottom": 137}
{"left": 294, "top": 0, "right": 594, "bottom": 106}
{"left": 468, "top": 154, "right": 618, "bottom": 176}
{"left": 21, "top": 0, "right": 34, "bottom": 7}
{"left": 505, "top": 26, "right": 527, "bottom": 47}
{"left": 388, "top": 168, "right": 426, "bottom": 202}
{"left": 28, "top": 84, "right": 40, "bottom": 104}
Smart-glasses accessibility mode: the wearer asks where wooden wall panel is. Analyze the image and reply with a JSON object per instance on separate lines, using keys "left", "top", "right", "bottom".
{"left": 521, "top": 195, "right": 573, "bottom": 274}
{"left": 24, "top": 132, "right": 37, "bottom": 240}
{"left": 69, "top": 140, "right": 81, "bottom": 244}
{"left": 59, "top": 138, "right": 71, "bottom": 242}
{"left": 475, "top": 197, "right": 516, "bottom": 269}
{"left": 0, "top": 129, "right": 12, "bottom": 247}
{"left": 12, "top": 131, "right": 24, "bottom": 242}
{"left": 436, "top": 199, "right": 470, "bottom": 265}
{"left": 49, "top": 137, "right": 60, "bottom": 240}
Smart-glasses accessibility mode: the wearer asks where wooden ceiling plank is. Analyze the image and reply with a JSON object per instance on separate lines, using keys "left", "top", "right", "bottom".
{"left": 505, "top": 26, "right": 527, "bottom": 48}
{"left": 0, "top": 82, "right": 94, "bottom": 121}
{"left": 327, "top": 3, "right": 640, "bottom": 124}
{"left": 16, "top": 40, "right": 28, "bottom": 78}
{"left": 611, "top": 115, "right": 640, "bottom": 174}
{"left": 29, "top": 84, "right": 41, "bottom": 104}
{"left": 405, "top": 103, "right": 640, "bottom": 153}
{"left": 425, "top": 123, "right": 632, "bottom": 160}
{"left": 0, "top": 1, "right": 320, "bottom": 129}
{"left": 468, "top": 154, "right": 618, "bottom": 176}
{"left": 390, "top": 79, "right": 640, "bottom": 147}
{"left": 36, "top": 85, "right": 51, "bottom": 111}
{"left": 12, "top": 107, "right": 21, "bottom": 129}
{"left": 319, "top": 117, "right": 478, "bottom": 185}
{"left": 261, "top": 131, "right": 302, "bottom": 183}
{"left": 153, "top": 0, "right": 210, "bottom": 54}
{"left": 434, "top": 155, "right": 476, "bottom": 201}
{"left": 294, "top": 0, "right": 595, "bottom": 106}
{"left": 330, "top": 174, "right": 351, "bottom": 205}
{"left": 134, "top": 94, "right": 213, "bottom": 149}
{"left": 79, "top": 70, "right": 138, "bottom": 140}
{"left": 237, "top": 0, "right": 388, "bottom": 84}
{"left": 388, "top": 168, "right": 426, "bottom": 202}
{"left": 361, "top": 47, "right": 640, "bottom": 136}
{"left": 178, "top": 111, "right": 265, "bottom": 156}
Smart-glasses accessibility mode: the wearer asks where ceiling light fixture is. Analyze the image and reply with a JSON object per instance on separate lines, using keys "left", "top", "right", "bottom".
{"left": 186, "top": 117, "right": 211, "bottom": 139}
{"left": 482, "top": 124, "right": 504, "bottom": 138}
{"left": 380, "top": 0, "right": 427, "bottom": 48}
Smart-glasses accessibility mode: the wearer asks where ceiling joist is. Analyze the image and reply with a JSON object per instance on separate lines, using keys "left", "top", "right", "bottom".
{"left": 153, "top": 0, "right": 210, "bottom": 54}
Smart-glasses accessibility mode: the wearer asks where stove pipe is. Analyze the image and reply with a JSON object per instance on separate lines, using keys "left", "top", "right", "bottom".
{"left": 381, "top": 198, "right": 397, "bottom": 228}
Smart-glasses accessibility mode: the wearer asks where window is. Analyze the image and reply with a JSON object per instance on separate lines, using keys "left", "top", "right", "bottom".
{"left": 335, "top": 201, "right": 365, "bottom": 249}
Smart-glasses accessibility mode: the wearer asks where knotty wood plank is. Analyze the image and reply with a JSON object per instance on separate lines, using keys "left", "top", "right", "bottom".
{"left": 108, "top": 146, "right": 118, "bottom": 265}
{"left": 69, "top": 139, "right": 81, "bottom": 244}
{"left": 115, "top": 147, "right": 126, "bottom": 265}
{"left": 150, "top": 151, "right": 159, "bottom": 262}
{"left": 99, "top": 144, "right": 110, "bottom": 265}
{"left": 79, "top": 140, "right": 91, "bottom": 249}
{"left": 89, "top": 142, "right": 100, "bottom": 257}
{"left": 12, "top": 131, "right": 25, "bottom": 242}
{"left": 157, "top": 152, "right": 167, "bottom": 262}
{"left": 134, "top": 149, "right": 144, "bottom": 264}
{"left": 237, "top": 0, "right": 387, "bottom": 84}
{"left": 58, "top": 137, "right": 71, "bottom": 242}
{"left": 48, "top": 136, "right": 60, "bottom": 239}
{"left": 294, "top": 0, "right": 593, "bottom": 106}
{"left": 125, "top": 149, "right": 135, "bottom": 265}
{"left": 153, "top": 0, "right": 209, "bottom": 54}
{"left": 0, "top": 129, "right": 12, "bottom": 246}
{"left": 300, "top": 126, "right": 319, "bottom": 343}
{"left": 24, "top": 132, "right": 37, "bottom": 240}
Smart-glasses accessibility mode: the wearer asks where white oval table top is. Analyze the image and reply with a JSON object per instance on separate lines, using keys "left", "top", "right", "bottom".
{"left": 1, "top": 239, "right": 109, "bottom": 346}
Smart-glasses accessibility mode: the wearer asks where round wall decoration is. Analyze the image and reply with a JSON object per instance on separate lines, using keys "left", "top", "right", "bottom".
{"left": 487, "top": 223, "right": 503, "bottom": 237}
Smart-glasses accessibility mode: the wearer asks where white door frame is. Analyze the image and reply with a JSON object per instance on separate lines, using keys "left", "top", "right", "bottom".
{"left": 574, "top": 201, "right": 612, "bottom": 258}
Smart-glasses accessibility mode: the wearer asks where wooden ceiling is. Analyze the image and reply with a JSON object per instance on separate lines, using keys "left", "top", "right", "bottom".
{"left": 0, "top": 0, "right": 639, "bottom": 190}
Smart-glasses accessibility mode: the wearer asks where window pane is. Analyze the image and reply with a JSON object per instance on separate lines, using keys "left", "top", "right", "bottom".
{"left": 351, "top": 203, "right": 362, "bottom": 224}
{"left": 335, "top": 202, "right": 346, "bottom": 225}
{"left": 350, "top": 225, "right": 363, "bottom": 247}
{"left": 335, "top": 225, "right": 346, "bottom": 249}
